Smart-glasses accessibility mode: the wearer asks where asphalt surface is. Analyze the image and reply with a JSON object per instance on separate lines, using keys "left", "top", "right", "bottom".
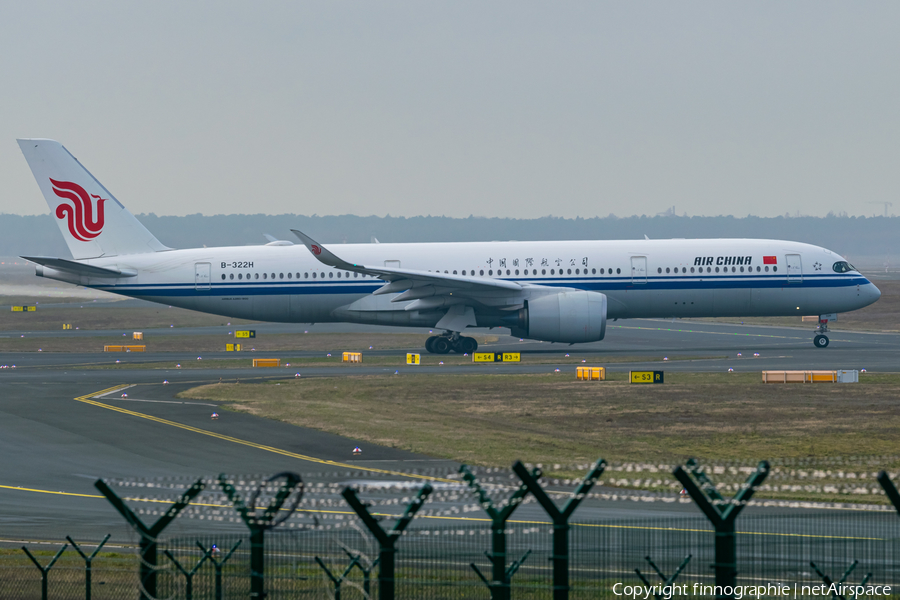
{"left": 1, "top": 318, "right": 898, "bottom": 545}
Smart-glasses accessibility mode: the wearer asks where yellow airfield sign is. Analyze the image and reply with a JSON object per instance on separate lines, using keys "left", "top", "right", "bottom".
{"left": 630, "top": 371, "right": 664, "bottom": 384}
{"left": 473, "top": 352, "right": 521, "bottom": 363}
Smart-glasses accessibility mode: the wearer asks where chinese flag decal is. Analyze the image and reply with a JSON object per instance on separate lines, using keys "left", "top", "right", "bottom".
{"left": 763, "top": 256, "right": 777, "bottom": 265}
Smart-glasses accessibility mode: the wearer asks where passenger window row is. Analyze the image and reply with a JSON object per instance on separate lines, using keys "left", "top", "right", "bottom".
{"left": 221, "top": 271, "right": 372, "bottom": 280}
{"left": 431, "top": 268, "right": 623, "bottom": 276}
{"left": 657, "top": 266, "right": 777, "bottom": 274}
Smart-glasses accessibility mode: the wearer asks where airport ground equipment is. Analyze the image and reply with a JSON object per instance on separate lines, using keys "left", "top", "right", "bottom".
{"left": 133, "top": 332, "right": 143, "bottom": 340}
{"left": 252, "top": 358, "right": 280, "bottom": 367}
{"left": 342, "top": 351, "right": 363, "bottom": 363}
{"left": 673, "top": 458, "right": 770, "bottom": 600}
{"left": 837, "top": 369, "right": 859, "bottom": 382}
{"left": 461, "top": 464, "right": 537, "bottom": 600}
{"left": 21, "top": 542, "right": 67, "bottom": 600}
{"left": 163, "top": 546, "right": 213, "bottom": 600}
{"left": 94, "top": 477, "right": 204, "bottom": 600}
{"left": 104, "top": 344, "right": 146, "bottom": 352}
{"left": 196, "top": 540, "right": 242, "bottom": 600}
{"left": 513, "top": 459, "right": 606, "bottom": 600}
{"left": 66, "top": 534, "right": 110, "bottom": 600}
{"left": 218, "top": 471, "right": 303, "bottom": 600}
{"left": 576, "top": 366, "right": 605, "bottom": 380}
{"left": 634, "top": 554, "right": 693, "bottom": 600}
{"left": 762, "top": 370, "right": 842, "bottom": 383}
{"left": 341, "top": 482, "right": 433, "bottom": 600}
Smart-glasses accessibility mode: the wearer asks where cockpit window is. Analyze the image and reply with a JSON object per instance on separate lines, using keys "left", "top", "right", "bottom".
{"left": 832, "top": 261, "right": 856, "bottom": 273}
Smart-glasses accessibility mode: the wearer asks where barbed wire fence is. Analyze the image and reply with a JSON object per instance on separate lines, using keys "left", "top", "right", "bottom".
{"left": 3, "top": 458, "right": 900, "bottom": 599}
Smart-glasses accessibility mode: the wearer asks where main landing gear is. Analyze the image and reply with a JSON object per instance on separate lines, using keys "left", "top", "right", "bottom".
{"left": 813, "top": 319, "right": 830, "bottom": 348}
{"left": 425, "top": 332, "right": 478, "bottom": 354}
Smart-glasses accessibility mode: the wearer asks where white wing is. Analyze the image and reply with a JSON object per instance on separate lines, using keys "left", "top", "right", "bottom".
{"left": 291, "top": 230, "right": 527, "bottom": 316}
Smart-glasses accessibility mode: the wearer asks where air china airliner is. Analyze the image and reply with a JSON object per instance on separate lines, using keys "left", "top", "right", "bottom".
{"left": 17, "top": 139, "right": 881, "bottom": 353}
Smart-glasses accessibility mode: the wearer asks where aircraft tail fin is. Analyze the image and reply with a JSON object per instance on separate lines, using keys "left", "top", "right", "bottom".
{"left": 17, "top": 139, "right": 170, "bottom": 259}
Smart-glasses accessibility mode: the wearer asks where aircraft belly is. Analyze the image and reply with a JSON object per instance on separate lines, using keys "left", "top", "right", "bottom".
{"left": 751, "top": 286, "right": 809, "bottom": 316}
{"left": 650, "top": 288, "right": 713, "bottom": 317}
{"left": 712, "top": 288, "right": 751, "bottom": 316}
{"left": 253, "top": 295, "right": 290, "bottom": 321}
{"left": 290, "top": 293, "right": 358, "bottom": 323}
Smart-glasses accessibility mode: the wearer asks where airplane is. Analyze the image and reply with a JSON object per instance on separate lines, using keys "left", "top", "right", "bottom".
{"left": 17, "top": 138, "right": 881, "bottom": 352}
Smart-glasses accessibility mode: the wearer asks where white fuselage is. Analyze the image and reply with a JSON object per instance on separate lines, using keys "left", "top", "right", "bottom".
{"left": 37, "top": 238, "right": 881, "bottom": 330}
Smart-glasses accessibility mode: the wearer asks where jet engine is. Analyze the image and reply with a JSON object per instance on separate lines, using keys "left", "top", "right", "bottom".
{"left": 512, "top": 290, "right": 607, "bottom": 343}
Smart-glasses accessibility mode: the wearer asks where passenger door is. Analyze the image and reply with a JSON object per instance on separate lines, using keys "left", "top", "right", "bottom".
{"left": 631, "top": 256, "right": 647, "bottom": 284}
{"left": 786, "top": 254, "right": 802, "bottom": 283}
{"left": 194, "top": 263, "right": 211, "bottom": 290}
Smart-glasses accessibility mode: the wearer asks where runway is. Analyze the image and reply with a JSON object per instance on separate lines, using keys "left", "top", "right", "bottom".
{"left": 1, "top": 319, "right": 897, "bottom": 545}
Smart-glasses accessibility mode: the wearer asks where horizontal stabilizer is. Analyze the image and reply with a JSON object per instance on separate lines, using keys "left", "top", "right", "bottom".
{"left": 21, "top": 256, "right": 136, "bottom": 278}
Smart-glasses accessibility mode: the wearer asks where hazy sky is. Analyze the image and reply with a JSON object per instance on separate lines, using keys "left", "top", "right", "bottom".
{"left": 2, "top": 2, "right": 898, "bottom": 219}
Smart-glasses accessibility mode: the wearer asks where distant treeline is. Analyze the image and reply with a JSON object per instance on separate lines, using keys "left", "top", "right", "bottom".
{"left": 1, "top": 213, "right": 896, "bottom": 262}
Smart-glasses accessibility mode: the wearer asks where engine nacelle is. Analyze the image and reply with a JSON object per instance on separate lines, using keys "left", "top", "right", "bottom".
{"left": 522, "top": 290, "right": 607, "bottom": 343}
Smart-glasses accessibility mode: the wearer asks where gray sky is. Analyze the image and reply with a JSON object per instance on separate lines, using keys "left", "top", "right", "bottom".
{"left": 2, "top": 2, "right": 898, "bottom": 218}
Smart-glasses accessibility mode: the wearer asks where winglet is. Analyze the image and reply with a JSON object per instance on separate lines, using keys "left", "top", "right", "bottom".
{"left": 291, "top": 230, "right": 359, "bottom": 271}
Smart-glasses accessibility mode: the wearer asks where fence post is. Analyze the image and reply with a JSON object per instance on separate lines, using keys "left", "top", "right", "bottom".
{"left": 21, "top": 543, "right": 68, "bottom": 600}
{"left": 342, "top": 548, "right": 379, "bottom": 596}
{"left": 877, "top": 471, "right": 900, "bottom": 516}
{"left": 810, "top": 560, "right": 872, "bottom": 600}
{"left": 672, "top": 459, "right": 769, "bottom": 600}
{"left": 95, "top": 477, "right": 204, "bottom": 600}
{"left": 197, "top": 540, "right": 242, "bottom": 600}
{"left": 341, "top": 482, "right": 433, "bottom": 600}
{"left": 460, "top": 464, "right": 538, "bottom": 600}
{"left": 66, "top": 534, "right": 111, "bottom": 600}
{"left": 512, "top": 459, "right": 605, "bottom": 600}
{"left": 634, "top": 555, "right": 693, "bottom": 600}
{"left": 219, "top": 472, "right": 303, "bottom": 599}
{"left": 314, "top": 555, "right": 360, "bottom": 600}
{"left": 164, "top": 547, "right": 213, "bottom": 600}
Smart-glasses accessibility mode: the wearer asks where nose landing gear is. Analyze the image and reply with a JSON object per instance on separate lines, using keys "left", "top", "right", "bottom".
{"left": 425, "top": 332, "right": 478, "bottom": 354}
{"left": 813, "top": 316, "right": 831, "bottom": 348}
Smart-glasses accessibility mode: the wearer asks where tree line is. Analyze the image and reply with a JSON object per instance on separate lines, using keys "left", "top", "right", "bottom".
{"left": 1, "top": 213, "right": 895, "bottom": 263}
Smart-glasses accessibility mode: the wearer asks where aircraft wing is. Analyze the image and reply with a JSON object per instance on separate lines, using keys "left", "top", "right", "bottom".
{"left": 21, "top": 256, "right": 136, "bottom": 278}
{"left": 291, "top": 230, "right": 523, "bottom": 305}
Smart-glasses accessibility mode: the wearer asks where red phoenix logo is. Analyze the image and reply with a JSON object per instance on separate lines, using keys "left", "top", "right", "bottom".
{"left": 311, "top": 244, "right": 322, "bottom": 256}
{"left": 50, "top": 178, "right": 106, "bottom": 241}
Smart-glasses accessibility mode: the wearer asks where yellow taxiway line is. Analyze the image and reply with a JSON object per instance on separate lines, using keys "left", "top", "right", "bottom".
{"left": 74, "top": 385, "right": 455, "bottom": 483}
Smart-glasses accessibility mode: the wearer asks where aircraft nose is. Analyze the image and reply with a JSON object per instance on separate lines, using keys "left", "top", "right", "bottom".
{"left": 861, "top": 281, "right": 881, "bottom": 306}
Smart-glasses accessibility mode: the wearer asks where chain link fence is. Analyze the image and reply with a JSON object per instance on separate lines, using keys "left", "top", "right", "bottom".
{"left": 3, "top": 511, "right": 898, "bottom": 599}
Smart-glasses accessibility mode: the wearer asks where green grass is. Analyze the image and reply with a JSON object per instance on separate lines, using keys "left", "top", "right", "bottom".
{"left": 179, "top": 372, "right": 900, "bottom": 503}
{"left": 179, "top": 372, "right": 900, "bottom": 466}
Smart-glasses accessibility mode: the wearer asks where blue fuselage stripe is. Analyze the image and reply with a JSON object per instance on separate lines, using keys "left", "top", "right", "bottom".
{"left": 95, "top": 275, "right": 867, "bottom": 297}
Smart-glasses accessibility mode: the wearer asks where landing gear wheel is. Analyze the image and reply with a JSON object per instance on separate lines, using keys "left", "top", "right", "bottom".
{"left": 458, "top": 337, "right": 478, "bottom": 354}
{"left": 425, "top": 336, "right": 437, "bottom": 353}
{"left": 814, "top": 334, "right": 829, "bottom": 348}
{"left": 431, "top": 336, "right": 452, "bottom": 354}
